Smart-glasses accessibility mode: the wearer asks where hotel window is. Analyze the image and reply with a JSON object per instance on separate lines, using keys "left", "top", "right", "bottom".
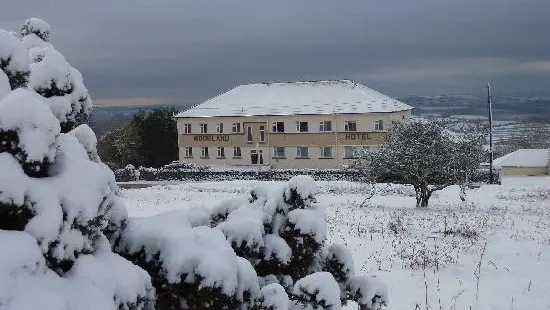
{"left": 296, "top": 146, "right": 309, "bottom": 158}
{"left": 217, "top": 147, "right": 225, "bottom": 158}
{"left": 200, "top": 123, "right": 208, "bottom": 133}
{"left": 273, "top": 147, "right": 286, "bottom": 158}
{"left": 216, "top": 123, "right": 224, "bottom": 133}
{"left": 272, "top": 122, "right": 285, "bottom": 133}
{"left": 374, "top": 120, "right": 384, "bottom": 131}
{"left": 247, "top": 126, "right": 253, "bottom": 142}
{"left": 296, "top": 121, "right": 308, "bottom": 132}
{"left": 184, "top": 123, "right": 191, "bottom": 134}
{"left": 233, "top": 147, "right": 242, "bottom": 158}
{"left": 344, "top": 146, "right": 356, "bottom": 158}
{"left": 232, "top": 122, "right": 241, "bottom": 133}
{"left": 259, "top": 125, "right": 265, "bottom": 142}
{"left": 344, "top": 121, "right": 357, "bottom": 132}
{"left": 201, "top": 147, "right": 209, "bottom": 158}
{"left": 319, "top": 121, "right": 332, "bottom": 132}
{"left": 319, "top": 146, "right": 333, "bottom": 158}
{"left": 184, "top": 147, "right": 193, "bottom": 157}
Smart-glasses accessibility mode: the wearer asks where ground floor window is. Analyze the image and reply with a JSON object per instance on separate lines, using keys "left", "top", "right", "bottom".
{"left": 319, "top": 146, "right": 333, "bottom": 158}
{"left": 184, "top": 147, "right": 193, "bottom": 157}
{"left": 217, "top": 146, "right": 225, "bottom": 158}
{"left": 296, "top": 146, "right": 309, "bottom": 158}
{"left": 201, "top": 147, "right": 209, "bottom": 158}
{"left": 344, "top": 146, "right": 356, "bottom": 158}
{"left": 273, "top": 147, "right": 285, "bottom": 158}
{"left": 233, "top": 147, "right": 242, "bottom": 157}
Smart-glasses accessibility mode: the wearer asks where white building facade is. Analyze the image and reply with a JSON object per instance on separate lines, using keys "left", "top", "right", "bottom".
{"left": 175, "top": 80, "right": 413, "bottom": 169}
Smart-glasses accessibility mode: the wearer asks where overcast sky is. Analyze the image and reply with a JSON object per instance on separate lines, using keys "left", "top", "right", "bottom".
{"left": 1, "top": 0, "right": 549, "bottom": 105}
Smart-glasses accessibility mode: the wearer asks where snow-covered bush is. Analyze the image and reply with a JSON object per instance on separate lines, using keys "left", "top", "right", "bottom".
{"left": 210, "top": 175, "right": 388, "bottom": 309}
{"left": 116, "top": 211, "right": 260, "bottom": 309}
{"left": 1, "top": 19, "right": 154, "bottom": 310}
{"left": 20, "top": 18, "right": 92, "bottom": 132}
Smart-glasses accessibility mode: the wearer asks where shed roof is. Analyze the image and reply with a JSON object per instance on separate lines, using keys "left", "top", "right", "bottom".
{"left": 493, "top": 149, "right": 549, "bottom": 168}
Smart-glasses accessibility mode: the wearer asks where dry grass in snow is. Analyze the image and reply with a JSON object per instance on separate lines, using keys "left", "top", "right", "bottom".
{"left": 121, "top": 177, "right": 550, "bottom": 310}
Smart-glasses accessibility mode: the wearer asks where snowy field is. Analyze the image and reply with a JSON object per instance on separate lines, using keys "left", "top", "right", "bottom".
{"left": 121, "top": 177, "right": 550, "bottom": 310}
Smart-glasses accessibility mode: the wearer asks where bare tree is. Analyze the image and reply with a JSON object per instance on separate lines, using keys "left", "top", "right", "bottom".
{"left": 356, "top": 120, "right": 485, "bottom": 208}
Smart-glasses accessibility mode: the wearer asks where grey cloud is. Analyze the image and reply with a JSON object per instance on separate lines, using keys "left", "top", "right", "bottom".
{"left": 2, "top": 0, "right": 549, "bottom": 101}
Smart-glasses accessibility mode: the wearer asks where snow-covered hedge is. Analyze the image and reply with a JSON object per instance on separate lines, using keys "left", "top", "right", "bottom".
{"left": 115, "top": 165, "right": 368, "bottom": 183}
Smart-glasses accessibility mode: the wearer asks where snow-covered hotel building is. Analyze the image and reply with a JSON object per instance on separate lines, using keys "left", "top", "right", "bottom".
{"left": 175, "top": 80, "right": 413, "bottom": 169}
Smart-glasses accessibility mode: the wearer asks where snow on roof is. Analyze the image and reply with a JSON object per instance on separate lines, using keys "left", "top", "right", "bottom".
{"left": 176, "top": 80, "right": 412, "bottom": 118}
{"left": 493, "top": 149, "right": 549, "bottom": 168}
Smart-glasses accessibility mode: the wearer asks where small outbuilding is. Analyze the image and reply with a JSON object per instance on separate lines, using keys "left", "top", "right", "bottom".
{"left": 493, "top": 149, "right": 549, "bottom": 176}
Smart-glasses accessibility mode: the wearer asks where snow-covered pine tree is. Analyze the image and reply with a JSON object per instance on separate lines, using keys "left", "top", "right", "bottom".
{"left": 20, "top": 18, "right": 93, "bottom": 133}
{"left": 210, "top": 176, "right": 388, "bottom": 309}
{"left": 356, "top": 119, "right": 485, "bottom": 208}
{"left": 0, "top": 19, "right": 154, "bottom": 310}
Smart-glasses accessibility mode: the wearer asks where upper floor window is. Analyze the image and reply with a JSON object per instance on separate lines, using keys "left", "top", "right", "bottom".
{"left": 273, "top": 147, "right": 286, "bottom": 158}
{"left": 184, "top": 147, "right": 193, "bottom": 157}
{"left": 296, "top": 121, "right": 308, "bottom": 132}
{"left": 233, "top": 147, "right": 242, "bottom": 158}
{"left": 247, "top": 126, "right": 253, "bottom": 142}
{"left": 201, "top": 147, "right": 209, "bottom": 158}
{"left": 200, "top": 123, "right": 208, "bottom": 134}
{"left": 319, "top": 121, "right": 332, "bottom": 132}
{"left": 319, "top": 146, "right": 333, "bottom": 158}
{"left": 216, "top": 123, "right": 224, "bottom": 133}
{"left": 232, "top": 123, "right": 241, "bottom": 133}
{"left": 259, "top": 125, "right": 265, "bottom": 142}
{"left": 296, "top": 146, "right": 309, "bottom": 158}
{"left": 184, "top": 123, "right": 191, "bottom": 134}
{"left": 344, "top": 121, "right": 357, "bottom": 132}
{"left": 272, "top": 122, "right": 285, "bottom": 133}
{"left": 374, "top": 120, "right": 384, "bottom": 131}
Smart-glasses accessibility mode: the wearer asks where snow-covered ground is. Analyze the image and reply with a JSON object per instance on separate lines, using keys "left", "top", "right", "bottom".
{"left": 121, "top": 177, "right": 550, "bottom": 310}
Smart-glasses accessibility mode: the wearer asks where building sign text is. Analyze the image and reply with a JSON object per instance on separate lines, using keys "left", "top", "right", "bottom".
{"left": 193, "top": 134, "right": 230, "bottom": 142}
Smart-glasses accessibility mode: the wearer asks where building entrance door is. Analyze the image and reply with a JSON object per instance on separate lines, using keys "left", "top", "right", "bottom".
{"left": 250, "top": 150, "right": 263, "bottom": 165}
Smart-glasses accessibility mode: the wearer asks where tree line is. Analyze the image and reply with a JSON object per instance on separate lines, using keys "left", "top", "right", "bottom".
{"left": 97, "top": 107, "right": 179, "bottom": 169}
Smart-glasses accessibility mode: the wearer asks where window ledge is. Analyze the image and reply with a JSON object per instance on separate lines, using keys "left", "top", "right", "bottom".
{"left": 216, "top": 157, "right": 226, "bottom": 159}
{"left": 319, "top": 157, "right": 334, "bottom": 159}
{"left": 232, "top": 156, "right": 242, "bottom": 159}
{"left": 273, "top": 156, "right": 286, "bottom": 159}
{"left": 295, "top": 157, "right": 310, "bottom": 159}
{"left": 184, "top": 156, "right": 193, "bottom": 158}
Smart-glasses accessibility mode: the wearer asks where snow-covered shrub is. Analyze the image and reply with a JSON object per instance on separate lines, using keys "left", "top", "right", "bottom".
{"left": 211, "top": 176, "right": 388, "bottom": 309}
{"left": 347, "top": 276, "right": 388, "bottom": 310}
{"left": 0, "top": 29, "right": 30, "bottom": 90}
{"left": 116, "top": 211, "right": 260, "bottom": 310}
{"left": 1, "top": 19, "right": 154, "bottom": 310}
{"left": 19, "top": 18, "right": 92, "bottom": 132}
{"left": 291, "top": 272, "right": 342, "bottom": 310}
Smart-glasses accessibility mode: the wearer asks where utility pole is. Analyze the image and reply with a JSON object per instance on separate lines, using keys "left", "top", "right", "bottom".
{"left": 487, "top": 83, "right": 494, "bottom": 184}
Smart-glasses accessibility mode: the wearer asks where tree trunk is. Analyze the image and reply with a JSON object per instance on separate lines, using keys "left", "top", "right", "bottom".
{"left": 414, "top": 185, "right": 431, "bottom": 208}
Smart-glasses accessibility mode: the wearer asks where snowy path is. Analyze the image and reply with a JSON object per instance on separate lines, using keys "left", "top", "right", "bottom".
{"left": 121, "top": 177, "right": 550, "bottom": 309}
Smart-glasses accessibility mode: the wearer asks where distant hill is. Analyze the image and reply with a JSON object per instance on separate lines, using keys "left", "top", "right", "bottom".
{"left": 89, "top": 94, "right": 550, "bottom": 137}
{"left": 400, "top": 94, "right": 550, "bottom": 120}
{"left": 90, "top": 103, "right": 193, "bottom": 136}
